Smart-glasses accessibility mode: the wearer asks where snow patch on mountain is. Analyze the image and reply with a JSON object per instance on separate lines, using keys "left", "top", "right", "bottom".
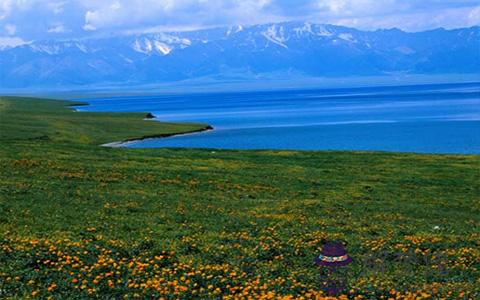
{"left": 119, "top": 54, "right": 133, "bottom": 64}
{"left": 132, "top": 34, "right": 192, "bottom": 55}
{"left": 227, "top": 25, "right": 244, "bottom": 36}
{"left": 30, "top": 44, "right": 63, "bottom": 55}
{"left": 154, "top": 33, "right": 191, "bottom": 48}
{"left": 294, "top": 22, "right": 314, "bottom": 36}
{"left": 262, "top": 25, "right": 288, "bottom": 49}
{"left": 316, "top": 25, "right": 334, "bottom": 37}
{"left": 75, "top": 42, "right": 88, "bottom": 53}
{"left": 338, "top": 33, "right": 356, "bottom": 43}
{"left": 132, "top": 38, "right": 153, "bottom": 54}
{"left": 154, "top": 41, "right": 172, "bottom": 55}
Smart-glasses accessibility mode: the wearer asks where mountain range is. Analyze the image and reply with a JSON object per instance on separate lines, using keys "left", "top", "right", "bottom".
{"left": 1, "top": 22, "right": 479, "bottom": 88}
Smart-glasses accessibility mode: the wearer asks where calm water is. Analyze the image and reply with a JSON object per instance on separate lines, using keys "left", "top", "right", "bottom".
{"left": 76, "top": 82, "right": 480, "bottom": 154}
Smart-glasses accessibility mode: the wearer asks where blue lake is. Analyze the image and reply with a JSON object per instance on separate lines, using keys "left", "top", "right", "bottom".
{"left": 76, "top": 82, "right": 480, "bottom": 154}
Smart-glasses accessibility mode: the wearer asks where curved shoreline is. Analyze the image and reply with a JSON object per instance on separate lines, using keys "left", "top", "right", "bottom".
{"left": 101, "top": 125, "right": 214, "bottom": 148}
{"left": 66, "top": 103, "right": 214, "bottom": 148}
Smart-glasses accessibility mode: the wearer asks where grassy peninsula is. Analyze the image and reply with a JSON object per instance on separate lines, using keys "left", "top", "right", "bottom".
{"left": 0, "top": 96, "right": 479, "bottom": 299}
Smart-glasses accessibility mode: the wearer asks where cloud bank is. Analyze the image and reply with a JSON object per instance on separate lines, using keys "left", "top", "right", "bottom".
{"left": 1, "top": 0, "right": 479, "bottom": 41}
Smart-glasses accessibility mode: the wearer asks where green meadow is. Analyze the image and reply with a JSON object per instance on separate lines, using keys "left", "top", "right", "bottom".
{"left": 0, "top": 96, "right": 479, "bottom": 299}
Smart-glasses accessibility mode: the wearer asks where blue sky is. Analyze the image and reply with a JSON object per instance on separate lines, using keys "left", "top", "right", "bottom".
{"left": 1, "top": 0, "right": 479, "bottom": 46}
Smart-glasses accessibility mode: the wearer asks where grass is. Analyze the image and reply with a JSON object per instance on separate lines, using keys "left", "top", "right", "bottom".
{"left": 0, "top": 97, "right": 210, "bottom": 145}
{"left": 0, "top": 96, "right": 479, "bottom": 299}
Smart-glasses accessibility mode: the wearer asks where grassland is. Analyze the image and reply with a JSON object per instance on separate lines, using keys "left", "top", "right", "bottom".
{"left": 0, "top": 96, "right": 479, "bottom": 299}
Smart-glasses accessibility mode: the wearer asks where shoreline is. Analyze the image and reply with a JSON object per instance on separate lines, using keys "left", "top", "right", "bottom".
{"left": 66, "top": 102, "right": 214, "bottom": 148}
{"left": 101, "top": 125, "right": 214, "bottom": 148}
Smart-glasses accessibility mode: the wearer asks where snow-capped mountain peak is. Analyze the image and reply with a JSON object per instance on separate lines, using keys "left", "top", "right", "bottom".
{"left": 1, "top": 22, "right": 478, "bottom": 88}
{"left": 131, "top": 33, "right": 192, "bottom": 55}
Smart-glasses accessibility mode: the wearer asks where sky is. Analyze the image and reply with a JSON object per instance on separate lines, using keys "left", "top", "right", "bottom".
{"left": 1, "top": 0, "right": 480, "bottom": 46}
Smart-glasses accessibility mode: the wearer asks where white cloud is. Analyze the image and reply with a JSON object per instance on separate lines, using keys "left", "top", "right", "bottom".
{"left": 0, "top": 36, "right": 28, "bottom": 49}
{"left": 4, "top": 23, "right": 16, "bottom": 35}
{"left": 81, "top": 0, "right": 276, "bottom": 32}
{"left": 0, "top": 0, "right": 479, "bottom": 40}
{"left": 83, "top": 24, "right": 96, "bottom": 31}
{"left": 79, "top": 0, "right": 480, "bottom": 33}
{"left": 330, "top": 5, "right": 480, "bottom": 31}
{"left": 0, "top": 0, "right": 38, "bottom": 19}
{"left": 1, "top": 1, "right": 67, "bottom": 21}
{"left": 47, "top": 22, "right": 66, "bottom": 33}
{"left": 0, "top": 0, "right": 14, "bottom": 20}
{"left": 468, "top": 6, "right": 480, "bottom": 26}
{"left": 315, "top": 0, "right": 401, "bottom": 16}
{"left": 83, "top": 10, "right": 98, "bottom": 31}
{"left": 48, "top": 1, "right": 67, "bottom": 14}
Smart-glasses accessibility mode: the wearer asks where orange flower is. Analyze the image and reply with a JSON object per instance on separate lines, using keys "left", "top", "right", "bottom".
{"left": 47, "top": 283, "right": 57, "bottom": 292}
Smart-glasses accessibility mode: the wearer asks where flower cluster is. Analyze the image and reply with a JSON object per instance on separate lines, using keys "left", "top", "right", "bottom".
{"left": 1, "top": 229, "right": 478, "bottom": 299}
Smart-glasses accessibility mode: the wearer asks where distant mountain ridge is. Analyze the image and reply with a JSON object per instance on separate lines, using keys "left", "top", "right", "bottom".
{"left": 1, "top": 22, "right": 479, "bottom": 88}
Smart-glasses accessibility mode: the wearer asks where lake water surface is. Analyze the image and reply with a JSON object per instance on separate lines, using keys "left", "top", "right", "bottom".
{"left": 76, "top": 82, "right": 480, "bottom": 154}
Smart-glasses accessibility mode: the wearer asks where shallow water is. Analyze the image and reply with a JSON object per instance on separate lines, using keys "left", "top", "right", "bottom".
{"left": 76, "top": 82, "right": 480, "bottom": 154}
